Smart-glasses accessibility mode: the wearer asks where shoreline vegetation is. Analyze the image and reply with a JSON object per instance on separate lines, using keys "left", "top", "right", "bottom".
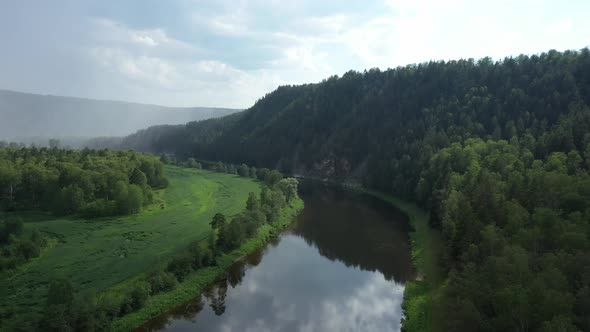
{"left": 364, "top": 191, "right": 441, "bottom": 332}
{"left": 113, "top": 197, "right": 304, "bottom": 331}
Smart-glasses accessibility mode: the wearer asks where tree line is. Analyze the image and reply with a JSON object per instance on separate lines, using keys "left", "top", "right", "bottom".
{"left": 161, "top": 154, "right": 285, "bottom": 187}
{"left": 0, "top": 146, "right": 168, "bottom": 218}
{"left": 106, "top": 48, "right": 590, "bottom": 331}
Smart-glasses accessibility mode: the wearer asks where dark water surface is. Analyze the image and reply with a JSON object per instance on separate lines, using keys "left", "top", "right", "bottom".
{"left": 138, "top": 182, "right": 415, "bottom": 332}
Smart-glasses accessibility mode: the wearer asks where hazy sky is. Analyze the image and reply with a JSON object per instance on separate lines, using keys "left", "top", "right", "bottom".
{"left": 0, "top": 0, "right": 588, "bottom": 108}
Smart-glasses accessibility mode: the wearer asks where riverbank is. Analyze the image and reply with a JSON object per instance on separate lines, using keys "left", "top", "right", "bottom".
{"left": 112, "top": 197, "right": 304, "bottom": 331}
{"left": 295, "top": 176, "right": 442, "bottom": 331}
{"left": 364, "top": 191, "right": 442, "bottom": 332}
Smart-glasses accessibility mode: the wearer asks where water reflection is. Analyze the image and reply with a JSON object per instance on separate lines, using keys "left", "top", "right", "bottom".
{"left": 294, "top": 182, "right": 415, "bottom": 282}
{"left": 138, "top": 183, "right": 414, "bottom": 332}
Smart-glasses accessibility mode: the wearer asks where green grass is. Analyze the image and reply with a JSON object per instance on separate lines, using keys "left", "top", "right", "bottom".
{"left": 0, "top": 166, "right": 259, "bottom": 320}
{"left": 363, "top": 191, "right": 442, "bottom": 332}
{"left": 112, "top": 197, "right": 304, "bottom": 331}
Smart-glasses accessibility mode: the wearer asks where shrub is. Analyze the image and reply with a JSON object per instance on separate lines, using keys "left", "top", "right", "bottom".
{"left": 129, "top": 282, "right": 150, "bottom": 310}
{"left": 80, "top": 199, "right": 116, "bottom": 218}
{"left": 97, "top": 293, "right": 123, "bottom": 320}
{"left": 167, "top": 252, "right": 193, "bottom": 281}
{"left": 148, "top": 269, "right": 177, "bottom": 295}
{"left": 15, "top": 239, "right": 40, "bottom": 260}
{"left": 119, "top": 282, "right": 150, "bottom": 315}
{"left": 201, "top": 248, "right": 216, "bottom": 266}
{"left": 186, "top": 241, "right": 202, "bottom": 269}
{"left": 0, "top": 218, "right": 23, "bottom": 244}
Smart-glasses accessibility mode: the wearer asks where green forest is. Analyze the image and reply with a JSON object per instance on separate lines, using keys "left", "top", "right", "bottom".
{"left": 0, "top": 146, "right": 167, "bottom": 217}
{"left": 113, "top": 49, "right": 590, "bottom": 331}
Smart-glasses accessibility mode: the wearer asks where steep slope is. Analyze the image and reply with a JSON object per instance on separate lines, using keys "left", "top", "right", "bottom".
{"left": 122, "top": 49, "right": 590, "bottom": 195}
{"left": 0, "top": 90, "right": 240, "bottom": 140}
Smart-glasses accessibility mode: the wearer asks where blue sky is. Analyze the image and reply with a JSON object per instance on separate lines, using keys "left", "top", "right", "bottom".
{"left": 0, "top": 0, "right": 588, "bottom": 108}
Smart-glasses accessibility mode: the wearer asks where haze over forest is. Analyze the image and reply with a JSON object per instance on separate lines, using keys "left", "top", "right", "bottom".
{"left": 0, "top": 89, "right": 239, "bottom": 141}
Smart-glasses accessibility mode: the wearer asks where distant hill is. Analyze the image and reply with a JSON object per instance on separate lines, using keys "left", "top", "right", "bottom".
{"left": 0, "top": 89, "right": 240, "bottom": 141}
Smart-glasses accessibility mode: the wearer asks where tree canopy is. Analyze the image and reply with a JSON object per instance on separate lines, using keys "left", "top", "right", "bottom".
{"left": 0, "top": 147, "right": 167, "bottom": 218}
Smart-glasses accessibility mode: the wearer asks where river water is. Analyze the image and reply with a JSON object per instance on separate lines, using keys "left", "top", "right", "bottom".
{"left": 138, "top": 182, "right": 415, "bottom": 332}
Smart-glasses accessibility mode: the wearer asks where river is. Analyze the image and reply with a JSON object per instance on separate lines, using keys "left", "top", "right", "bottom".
{"left": 138, "top": 181, "right": 416, "bottom": 331}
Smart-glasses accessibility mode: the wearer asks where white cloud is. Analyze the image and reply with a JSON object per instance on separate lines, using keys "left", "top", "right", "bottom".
{"left": 91, "top": 48, "right": 177, "bottom": 88}
{"left": 86, "top": 18, "right": 284, "bottom": 107}
{"left": 197, "top": 60, "right": 228, "bottom": 74}
{"left": 91, "top": 18, "right": 200, "bottom": 57}
{"left": 191, "top": 12, "right": 254, "bottom": 37}
{"left": 283, "top": 46, "right": 330, "bottom": 72}
{"left": 192, "top": 235, "right": 406, "bottom": 331}
{"left": 131, "top": 34, "right": 158, "bottom": 47}
{"left": 546, "top": 20, "right": 573, "bottom": 36}
{"left": 305, "top": 274, "right": 404, "bottom": 331}
{"left": 2, "top": 0, "right": 589, "bottom": 108}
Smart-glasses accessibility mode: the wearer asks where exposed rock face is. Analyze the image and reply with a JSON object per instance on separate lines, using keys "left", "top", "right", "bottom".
{"left": 310, "top": 153, "right": 352, "bottom": 179}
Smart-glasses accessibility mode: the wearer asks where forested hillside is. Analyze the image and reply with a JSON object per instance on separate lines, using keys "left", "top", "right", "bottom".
{"left": 116, "top": 49, "right": 590, "bottom": 331}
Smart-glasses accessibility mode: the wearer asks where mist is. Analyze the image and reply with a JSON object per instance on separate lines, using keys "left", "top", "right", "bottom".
{"left": 0, "top": 89, "right": 240, "bottom": 143}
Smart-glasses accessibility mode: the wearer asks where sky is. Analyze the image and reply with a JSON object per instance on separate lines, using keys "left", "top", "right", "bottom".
{"left": 0, "top": 0, "right": 589, "bottom": 108}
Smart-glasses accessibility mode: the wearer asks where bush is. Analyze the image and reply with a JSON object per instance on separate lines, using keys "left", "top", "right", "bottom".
{"left": 71, "top": 293, "right": 101, "bottom": 332}
{"left": 151, "top": 177, "right": 169, "bottom": 189}
{"left": 0, "top": 256, "right": 20, "bottom": 270}
{"left": 119, "top": 282, "right": 150, "bottom": 315}
{"left": 80, "top": 199, "right": 116, "bottom": 218}
{"left": 30, "top": 229, "right": 46, "bottom": 247}
{"left": 39, "top": 304, "right": 70, "bottom": 332}
{"left": 237, "top": 164, "right": 250, "bottom": 177}
{"left": 201, "top": 248, "right": 216, "bottom": 266}
{"left": 15, "top": 239, "right": 40, "bottom": 260}
{"left": 186, "top": 241, "right": 202, "bottom": 269}
{"left": 129, "top": 282, "right": 150, "bottom": 310}
{"left": 0, "top": 218, "right": 23, "bottom": 244}
{"left": 97, "top": 293, "right": 123, "bottom": 320}
{"left": 55, "top": 184, "right": 85, "bottom": 215}
{"left": 0, "top": 228, "right": 45, "bottom": 272}
{"left": 148, "top": 269, "right": 177, "bottom": 294}
{"left": 187, "top": 158, "right": 201, "bottom": 169}
{"left": 167, "top": 252, "right": 193, "bottom": 281}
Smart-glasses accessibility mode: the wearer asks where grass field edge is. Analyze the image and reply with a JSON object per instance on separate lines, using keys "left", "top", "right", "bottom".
{"left": 111, "top": 197, "right": 304, "bottom": 331}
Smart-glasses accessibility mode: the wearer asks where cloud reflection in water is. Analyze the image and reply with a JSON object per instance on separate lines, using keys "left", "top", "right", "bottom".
{"left": 155, "top": 235, "right": 406, "bottom": 332}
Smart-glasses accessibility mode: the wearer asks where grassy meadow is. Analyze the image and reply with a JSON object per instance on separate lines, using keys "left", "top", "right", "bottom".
{"left": 0, "top": 166, "right": 259, "bottom": 319}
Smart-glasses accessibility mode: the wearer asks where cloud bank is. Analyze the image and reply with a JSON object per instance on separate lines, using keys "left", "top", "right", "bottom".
{"left": 0, "top": 0, "right": 588, "bottom": 108}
